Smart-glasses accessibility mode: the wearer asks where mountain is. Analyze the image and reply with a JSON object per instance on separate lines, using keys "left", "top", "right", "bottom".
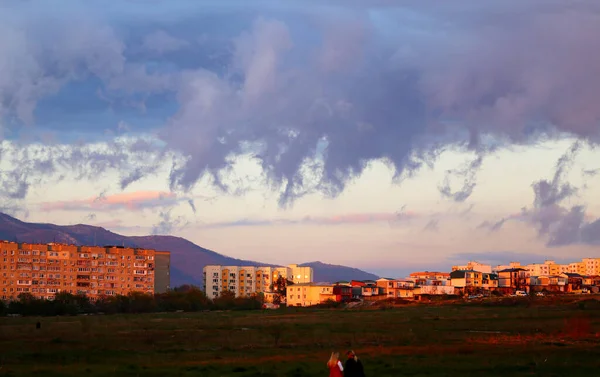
{"left": 301, "top": 261, "right": 379, "bottom": 282}
{"left": 0, "top": 213, "right": 381, "bottom": 286}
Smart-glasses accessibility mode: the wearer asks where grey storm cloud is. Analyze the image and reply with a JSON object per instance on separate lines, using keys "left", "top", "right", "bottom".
{"left": 1, "top": 0, "right": 600, "bottom": 212}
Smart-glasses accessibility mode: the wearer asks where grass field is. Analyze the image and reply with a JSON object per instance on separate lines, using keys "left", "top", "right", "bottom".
{"left": 1, "top": 297, "right": 600, "bottom": 376}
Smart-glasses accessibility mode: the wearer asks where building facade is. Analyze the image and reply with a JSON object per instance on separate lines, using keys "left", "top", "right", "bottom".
{"left": 154, "top": 251, "right": 171, "bottom": 293}
{"left": 203, "top": 264, "right": 314, "bottom": 298}
{"left": 451, "top": 261, "right": 492, "bottom": 274}
{"left": 286, "top": 283, "right": 334, "bottom": 306}
{"left": 0, "top": 241, "right": 170, "bottom": 301}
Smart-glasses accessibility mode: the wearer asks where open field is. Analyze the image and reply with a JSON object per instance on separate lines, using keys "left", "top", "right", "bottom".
{"left": 1, "top": 297, "right": 600, "bottom": 376}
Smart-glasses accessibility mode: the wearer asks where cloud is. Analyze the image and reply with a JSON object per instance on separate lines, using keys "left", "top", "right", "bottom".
{"left": 141, "top": 30, "right": 189, "bottom": 54}
{"left": 202, "top": 211, "right": 418, "bottom": 228}
{"left": 152, "top": 209, "right": 189, "bottom": 235}
{"left": 449, "top": 251, "right": 571, "bottom": 266}
{"left": 1, "top": 1, "right": 600, "bottom": 210}
{"left": 39, "top": 190, "right": 179, "bottom": 212}
{"left": 423, "top": 219, "right": 439, "bottom": 232}
{"left": 438, "top": 155, "right": 483, "bottom": 202}
{"left": 484, "top": 142, "right": 600, "bottom": 246}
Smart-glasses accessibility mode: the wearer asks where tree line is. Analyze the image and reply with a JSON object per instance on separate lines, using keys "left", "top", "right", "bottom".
{"left": 0, "top": 285, "right": 263, "bottom": 316}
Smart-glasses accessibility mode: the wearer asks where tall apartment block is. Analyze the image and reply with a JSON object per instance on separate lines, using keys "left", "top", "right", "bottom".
{"left": 203, "top": 264, "right": 313, "bottom": 298}
{"left": 0, "top": 241, "right": 171, "bottom": 301}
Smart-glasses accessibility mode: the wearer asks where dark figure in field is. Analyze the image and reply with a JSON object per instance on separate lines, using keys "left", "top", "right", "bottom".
{"left": 344, "top": 350, "right": 365, "bottom": 377}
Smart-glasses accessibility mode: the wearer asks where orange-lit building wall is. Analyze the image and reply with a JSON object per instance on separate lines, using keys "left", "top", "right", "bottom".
{"left": 0, "top": 241, "right": 168, "bottom": 301}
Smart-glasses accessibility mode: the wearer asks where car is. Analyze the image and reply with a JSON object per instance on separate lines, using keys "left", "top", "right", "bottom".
{"left": 535, "top": 292, "right": 545, "bottom": 297}
{"left": 515, "top": 290, "right": 528, "bottom": 296}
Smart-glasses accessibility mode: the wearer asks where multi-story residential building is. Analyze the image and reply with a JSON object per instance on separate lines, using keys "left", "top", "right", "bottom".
{"left": 582, "top": 258, "right": 600, "bottom": 276}
{"left": 154, "top": 251, "right": 171, "bottom": 293}
{"left": 0, "top": 241, "right": 170, "bottom": 301}
{"left": 493, "top": 262, "right": 523, "bottom": 273}
{"left": 286, "top": 283, "right": 334, "bottom": 306}
{"left": 530, "top": 274, "right": 568, "bottom": 292}
{"left": 569, "top": 262, "right": 586, "bottom": 275}
{"left": 525, "top": 262, "right": 550, "bottom": 277}
{"left": 451, "top": 261, "right": 492, "bottom": 274}
{"left": 481, "top": 273, "right": 499, "bottom": 290}
{"left": 497, "top": 268, "right": 529, "bottom": 292}
{"left": 450, "top": 270, "right": 498, "bottom": 291}
{"left": 203, "top": 264, "right": 314, "bottom": 298}
{"left": 376, "top": 278, "right": 416, "bottom": 298}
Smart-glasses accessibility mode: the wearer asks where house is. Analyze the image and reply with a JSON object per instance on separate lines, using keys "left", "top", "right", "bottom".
{"left": 497, "top": 268, "right": 529, "bottom": 293}
{"left": 262, "top": 291, "right": 278, "bottom": 304}
{"left": 285, "top": 283, "right": 335, "bottom": 306}
{"left": 376, "top": 278, "right": 415, "bottom": 299}
{"left": 481, "top": 273, "right": 499, "bottom": 290}
{"left": 414, "top": 285, "right": 456, "bottom": 296}
{"left": 333, "top": 282, "right": 353, "bottom": 302}
{"left": 409, "top": 271, "right": 450, "bottom": 281}
{"left": 450, "top": 270, "right": 482, "bottom": 288}
{"left": 564, "top": 273, "right": 584, "bottom": 291}
{"left": 530, "top": 274, "right": 568, "bottom": 292}
{"left": 583, "top": 275, "right": 600, "bottom": 287}
{"left": 410, "top": 272, "right": 450, "bottom": 287}
{"left": 394, "top": 280, "right": 416, "bottom": 298}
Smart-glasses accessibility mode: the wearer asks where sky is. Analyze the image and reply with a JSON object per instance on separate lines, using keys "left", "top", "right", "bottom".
{"left": 0, "top": 0, "right": 599, "bottom": 278}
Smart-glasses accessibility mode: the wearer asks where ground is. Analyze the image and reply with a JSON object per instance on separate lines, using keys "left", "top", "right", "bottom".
{"left": 1, "top": 296, "right": 600, "bottom": 376}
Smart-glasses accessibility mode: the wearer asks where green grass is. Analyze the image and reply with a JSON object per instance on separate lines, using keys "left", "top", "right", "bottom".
{"left": 1, "top": 297, "right": 600, "bottom": 376}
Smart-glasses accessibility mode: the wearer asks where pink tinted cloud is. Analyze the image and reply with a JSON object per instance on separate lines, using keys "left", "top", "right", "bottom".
{"left": 40, "top": 191, "right": 177, "bottom": 212}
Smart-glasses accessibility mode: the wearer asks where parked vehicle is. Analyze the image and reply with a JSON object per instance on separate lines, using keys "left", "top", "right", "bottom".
{"left": 515, "top": 290, "right": 528, "bottom": 296}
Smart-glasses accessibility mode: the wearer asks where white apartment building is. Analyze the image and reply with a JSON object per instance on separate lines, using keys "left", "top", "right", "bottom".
{"left": 203, "top": 264, "right": 314, "bottom": 298}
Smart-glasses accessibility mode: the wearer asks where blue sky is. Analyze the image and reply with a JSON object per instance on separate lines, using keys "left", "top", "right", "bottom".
{"left": 1, "top": 0, "right": 599, "bottom": 277}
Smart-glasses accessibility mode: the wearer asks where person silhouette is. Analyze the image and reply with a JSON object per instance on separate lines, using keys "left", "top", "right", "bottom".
{"left": 343, "top": 350, "right": 365, "bottom": 377}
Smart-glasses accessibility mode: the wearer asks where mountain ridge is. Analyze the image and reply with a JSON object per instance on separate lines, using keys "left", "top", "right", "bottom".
{"left": 0, "top": 213, "right": 380, "bottom": 286}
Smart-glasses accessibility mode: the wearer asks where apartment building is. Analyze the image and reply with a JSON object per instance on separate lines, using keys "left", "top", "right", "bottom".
{"left": 493, "top": 262, "right": 523, "bottom": 273}
{"left": 0, "top": 241, "right": 170, "bottom": 301}
{"left": 203, "top": 264, "right": 314, "bottom": 298}
{"left": 569, "top": 262, "right": 586, "bottom": 275}
{"left": 524, "top": 260, "right": 568, "bottom": 276}
{"left": 154, "top": 251, "right": 171, "bottom": 293}
{"left": 582, "top": 258, "right": 600, "bottom": 276}
{"left": 451, "top": 261, "right": 492, "bottom": 274}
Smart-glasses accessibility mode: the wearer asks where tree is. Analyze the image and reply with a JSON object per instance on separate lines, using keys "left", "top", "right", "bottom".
{"left": 53, "top": 292, "right": 79, "bottom": 316}
{"left": 213, "top": 290, "right": 236, "bottom": 310}
{"left": 128, "top": 292, "right": 157, "bottom": 313}
{"left": 270, "top": 276, "right": 293, "bottom": 305}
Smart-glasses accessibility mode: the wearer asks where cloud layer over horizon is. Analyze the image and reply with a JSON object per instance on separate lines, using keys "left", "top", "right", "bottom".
{"left": 0, "top": 0, "right": 599, "bottom": 253}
